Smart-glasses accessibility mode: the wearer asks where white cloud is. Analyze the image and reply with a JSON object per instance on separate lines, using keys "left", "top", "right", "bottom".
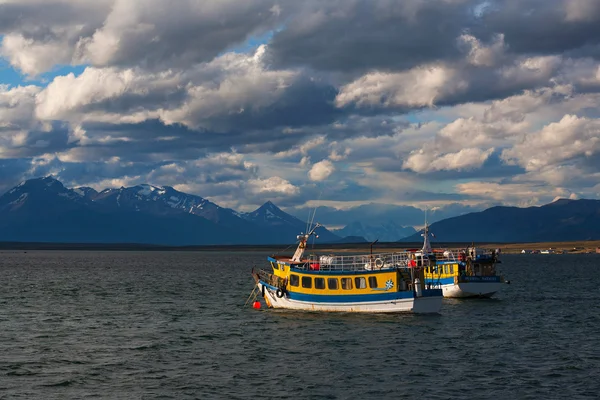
{"left": 274, "top": 136, "right": 326, "bottom": 159}
{"left": 0, "top": 85, "right": 40, "bottom": 130}
{"left": 248, "top": 176, "right": 299, "bottom": 195}
{"left": 502, "top": 114, "right": 600, "bottom": 171}
{"left": 335, "top": 64, "right": 467, "bottom": 108}
{"left": 403, "top": 147, "right": 495, "bottom": 173}
{"left": 1, "top": 35, "right": 75, "bottom": 76}
{"left": 35, "top": 46, "right": 303, "bottom": 132}
{"left": 458, "top": 33, "right": 507, "bottom": 67}
{"left": 308, "top": 159, "right": 335, "bottom": 181}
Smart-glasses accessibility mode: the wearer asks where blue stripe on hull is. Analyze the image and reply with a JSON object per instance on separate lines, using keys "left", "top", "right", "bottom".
{"left": 287, "top": 289, "right": 442, "bottom": 303}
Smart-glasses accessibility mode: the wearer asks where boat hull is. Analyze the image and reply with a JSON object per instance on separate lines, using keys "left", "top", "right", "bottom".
{"left": 441, "top": 282, "right": 504, "bottom": 298}
{"left": 258, "top": 282, "right": 442, "bottom": 313}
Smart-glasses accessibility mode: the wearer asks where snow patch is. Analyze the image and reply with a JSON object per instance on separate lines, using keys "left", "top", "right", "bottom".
{"left": 138, "top": 184, "right": 166, "bottom": 197}
{"left": 9, "top": 193, "right": 28, "bottom": 205}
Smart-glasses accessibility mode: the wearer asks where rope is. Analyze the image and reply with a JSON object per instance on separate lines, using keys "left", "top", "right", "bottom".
{"left": 244, "top": 285, "right": 258, "bottom": 306}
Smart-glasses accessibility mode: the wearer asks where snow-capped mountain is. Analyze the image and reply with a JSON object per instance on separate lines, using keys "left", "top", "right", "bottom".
{"left": 0, "top": 177, "right": 340, "bottom": 245}
{"left": 91, "top": 183, "right": 261, "bottom": 235}
{"left": 0, "top": 176, "right": 92, "bottom": 213}
{"left": 0, "top": 177, "right": 241, "bottom": 245}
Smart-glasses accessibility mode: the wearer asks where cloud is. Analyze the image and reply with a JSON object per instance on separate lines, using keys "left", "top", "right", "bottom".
{"left": 267, "top": 0, "right": 476, "bottom": 73}
{"left": 335, "top": 65, "right": 468, "bottom": 109}
{"left": 308, "top": 159, "right": 335, "bottom": 181}
{"left": 458, "top": 33, "right": 507, "bottom": 67}
{"left": 248, "top": 176, "right": 299, "bottom": 196}
{"left": 403, "top": 147, "right": 495, "bottom": 173}
{"left": 0, "top": 0, "right": 282, "bottom": 75}
{"left": 502, "top": 114, "right": 600, "bottom": 171}
{"left": 35, "top": 46, "right": 339, "bottom": 135}
{"left": 3, "top": 0, "right": 600, "bottom": 213}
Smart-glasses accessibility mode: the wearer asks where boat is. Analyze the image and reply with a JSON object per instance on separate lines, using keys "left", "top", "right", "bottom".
{"left": 419, "top": 223, "right": 506, "bottom": 298}
{"left": 251, "top": 223, "right": 443, "bottom": 313}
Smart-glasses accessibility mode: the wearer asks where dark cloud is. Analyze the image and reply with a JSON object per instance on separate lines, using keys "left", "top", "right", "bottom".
{"left": 186, "top": 76, "right": 341, "bottom": 132}
{"left": 480, "top": 0, "right": 600, "bottom": 57}
{"left": 414, "top": 152, "right": 526, "bottom": 180}
{"left": 268, "top": 0, "right": 479, "bottom": 73}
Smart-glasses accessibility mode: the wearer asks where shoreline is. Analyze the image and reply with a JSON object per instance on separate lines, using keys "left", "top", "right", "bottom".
{"left": 0, "top": 240, "right": 599, "bottom": 254}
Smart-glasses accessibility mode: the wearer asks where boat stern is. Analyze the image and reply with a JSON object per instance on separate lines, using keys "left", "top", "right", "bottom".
{"left": 412, "top": 288, "right": 443, "bottom": 313}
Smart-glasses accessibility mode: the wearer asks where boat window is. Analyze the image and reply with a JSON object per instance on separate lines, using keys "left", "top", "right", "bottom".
{"left": 314, "top": 278, "right": 325, "bottom": 290}
{"left": 302, "top": 276, "right": 312, "bottom": 288}
{"left": 271, "top": 262, "right": 279, "bottom": 270}
{"left": 368, "top": 276, "right": 378, "bottom": 288}
{"left": 290, "top": 274, "right": 299, "bottom": 287}
{"left": 449, "top": 265, "right": 454, "bottom": 274}
{"left": 355, "top": 277, "right": 367, "bottom": 289}
{"left": 341, "top": 278, "right": 353, "bottom": 290}
{"left": 327, "top": 278, "right": 338, "bottom": 290}
{"left": 445, "top": 265, "right": 449, "bottom": 274}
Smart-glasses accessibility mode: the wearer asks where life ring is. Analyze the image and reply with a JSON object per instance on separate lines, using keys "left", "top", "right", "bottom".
{"left": 276, "top": 288, "right": 284, "bottom": 298}
{"left": 375, "top": 258, "right": 384, "bottom": 269}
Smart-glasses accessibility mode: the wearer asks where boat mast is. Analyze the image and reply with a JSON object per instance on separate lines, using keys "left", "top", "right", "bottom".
{"left": 421, "top": 211, "right": 432, "bottom": 254}
{"left": 291, "top": 223, "right": 321, "bottom": 262}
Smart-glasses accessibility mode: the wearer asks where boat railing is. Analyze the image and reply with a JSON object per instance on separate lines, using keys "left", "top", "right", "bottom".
{"left": 292, "top": 249, "right": 462, "bottom": 272}
{"left": 302, "top": 252, "right": 430, "bottom": 272}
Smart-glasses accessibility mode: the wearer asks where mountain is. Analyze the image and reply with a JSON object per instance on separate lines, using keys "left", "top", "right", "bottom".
{"left": 332, "top": 221, "right": 416, "bottom": 242}
{"left": 0, "top": 177, "right": 240, "bottom": 245}
{"left": 400, "top": 199, "right": 600, "bottom": 243}
{"left": 241, "top": 201, "right": 340, "bottom": 243}
{"left": 91, "top": 184, "right": 262, "bottom": 236}
{"left": 0, "top": 177, "right": 340, "bottom": 245}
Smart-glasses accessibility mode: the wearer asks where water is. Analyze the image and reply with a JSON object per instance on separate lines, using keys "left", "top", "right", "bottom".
{"left": 0, "top": 251, "right": 599, "bottom": 399}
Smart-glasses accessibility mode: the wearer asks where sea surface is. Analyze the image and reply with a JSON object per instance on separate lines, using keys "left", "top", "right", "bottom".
{"left": 0, "top": 251, "right": 599, "bottom": 399}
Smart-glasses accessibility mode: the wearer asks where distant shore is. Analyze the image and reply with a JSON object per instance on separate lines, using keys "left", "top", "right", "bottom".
{"left": 0, "top": 240, "right": 599, "bottom": 254}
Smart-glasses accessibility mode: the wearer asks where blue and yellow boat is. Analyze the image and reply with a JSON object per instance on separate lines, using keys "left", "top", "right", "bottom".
{"left": 251, "top": 223, "right": 443, "bottom": 313}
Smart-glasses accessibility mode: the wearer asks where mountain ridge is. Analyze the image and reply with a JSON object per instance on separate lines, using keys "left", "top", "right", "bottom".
{"left": 0, "top": 177, "right": 339, "bottom": 245}
{"left": 400, "top": 198, "right": 600, "bottom": 243}
{"left": 3, "top": 177, "right": 600, "bottom": 245}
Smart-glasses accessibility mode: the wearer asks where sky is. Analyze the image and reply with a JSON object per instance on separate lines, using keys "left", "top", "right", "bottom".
{"left": 1, "top": 0, "right": 600, "bottom": 215}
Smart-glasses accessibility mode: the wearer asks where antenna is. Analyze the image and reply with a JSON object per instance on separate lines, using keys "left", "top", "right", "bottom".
{"left": 370, "top": 238, "right": 379, "bottom": 257}
{"left": 307, "top": 190, "right": 322, "bottom": 232}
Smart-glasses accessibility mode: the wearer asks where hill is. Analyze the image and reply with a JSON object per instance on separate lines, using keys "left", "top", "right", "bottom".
{"left": 400, "top": 199, "right": 600, "bottom": 243}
